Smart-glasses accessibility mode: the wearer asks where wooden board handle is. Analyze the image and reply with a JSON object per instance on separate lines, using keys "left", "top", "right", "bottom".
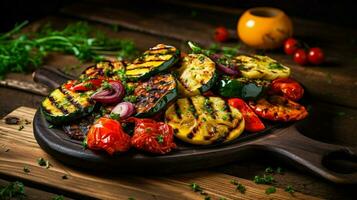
{"left": 255, "top": 126, "right": 357, "bottom": 184}
{"left": 33, "top": 66, "right": 74, "bottom": 89}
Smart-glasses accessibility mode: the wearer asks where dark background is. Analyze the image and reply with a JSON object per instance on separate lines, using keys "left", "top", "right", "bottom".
{"left": 0, "top": 0, "right": 356, "bottom": 32}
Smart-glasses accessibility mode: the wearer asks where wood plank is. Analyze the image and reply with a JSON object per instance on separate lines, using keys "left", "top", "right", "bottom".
{"left": 60, "top": 2, "right": 357, "bottom": 108}
{"left": 0, "top": 107, "right": 320, "bottom": 200}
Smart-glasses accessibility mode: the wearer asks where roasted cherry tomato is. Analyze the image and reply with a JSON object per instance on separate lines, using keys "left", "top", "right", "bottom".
{"left": 214, "top": 26, "right": 229, "bottom": 42}
{"left": 308, "top": 47, "right": 324, "bottom": 65}
{"left": 125, "top": 117, "right": 176, "bottom": 154}
{"left": 228, "top": 98, "right": 265, "bottom": 132}
{"left": 249, "top": 95, "right": 308, "bottom": 122}
{"left": 268, "top": 78, "right": 304, "bottom": 101}
{"left": 71, "top": 78, "right": 104, "bottom": 91}
{"left": 86, "top": 117, "right": 131, "bottom": 155}
{"left": 284, "top": 38, "right": 299, "bottom": 55}
{"left": 293, "top": 49, "right": 308, "bottom": 65}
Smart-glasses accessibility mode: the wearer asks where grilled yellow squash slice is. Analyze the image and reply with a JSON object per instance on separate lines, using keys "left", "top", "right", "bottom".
{"left": 125, "top": 44, "right": 180, "bottom": 80}
{"left": 235, "top": 55, "right": 290, "bottom": 80}
{"left": 79, "top": 61, "right": 125, "bottom": 81}
{"left": 176, "top": 54, "right": 217, "bottom": 97}
{"left": 165, "top": 96, "right": 245, "bottom": 145}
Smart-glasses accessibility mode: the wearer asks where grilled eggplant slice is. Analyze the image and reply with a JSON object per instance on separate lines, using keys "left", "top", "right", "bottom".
{"left": 176, "top": 54, "right": 217, "bottom": 97}
{"left": 235, "top": 55, "right": 290, "bottom": 80}
{"left": 125, "top": 44, "right": 180, "bottom": 80}
{"left": 165, "top": 96, "right": 245, "bottom": 145}
{"left": 134, "top": 74, "right": 177, "bottom": 117}
{"left": 41, "top": 81, "right": 95, "bottom": 125}
{"left": 78, "top": 61, "right": 126, "bottom": 81}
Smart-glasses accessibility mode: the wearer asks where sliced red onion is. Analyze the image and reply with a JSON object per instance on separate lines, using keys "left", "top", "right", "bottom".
{"left": 111, "top": 102, "right": 135, "bottom": 119}
{"left": 210, "top": 54, "right": 240, "bottom": 76}
{"left": 91, "top": 81, "right": 125, "bottom": 104}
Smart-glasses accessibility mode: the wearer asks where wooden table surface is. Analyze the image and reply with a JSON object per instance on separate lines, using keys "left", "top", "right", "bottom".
{"left": 0, "top": 1, "right": 356, "bottom": 199}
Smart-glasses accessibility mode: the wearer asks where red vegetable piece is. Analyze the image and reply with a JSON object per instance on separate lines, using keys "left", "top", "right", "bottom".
{"left": 268, "top": 78, "right": 304, "bottom": 101}
{"left": 214, "top": 26, "right": 229, "bottom": 42}
{"left": 86, "top": 117, "right": 131, "bottom": 155}
{"left": 71, "top": 78, "right": 104, "bottom": 91}
{"left": 125, "top": 117, "right": 176, "bottom": 154}
{"left": 228, "top": 98, "right": 265, "bottom": 132}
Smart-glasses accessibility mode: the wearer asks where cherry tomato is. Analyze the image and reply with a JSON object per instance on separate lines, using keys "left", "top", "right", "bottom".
{"left": 71, "top": 78, "right": 104, "bottom": 91}
{"left": 293, "top": 49, "right": 308, "bottom": 65}
{"left": 214, "top": 26, "right": 229, "bottom": 42}
{"left": 228, "top": 98, "right": 265, "bottom": 132}
{"left": 86, "top": 117, "right": 131, "bottom": 155}
{"left": 284, "top": 38, "right": 299, "bottom": 55}
{"left": 268, "top": 78, "right": 304, "bottom": 101}
{"left": 308, "top": 47, "right": 324, "bottom": 65}
{"left": 249, "top": 95, "right": 308, "bottom": 122}
{"left": 125, "top": 117, "right": 176, "bottom": 154}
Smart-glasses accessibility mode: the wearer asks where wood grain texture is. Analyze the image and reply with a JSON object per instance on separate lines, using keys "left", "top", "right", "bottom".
{"left": 0, "top": 107, "right": 320, "bottom": 200}
{"left": 61, "top": 2, "right": 357, "bottom": 108}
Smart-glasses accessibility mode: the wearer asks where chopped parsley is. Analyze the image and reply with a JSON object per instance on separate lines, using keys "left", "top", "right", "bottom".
{"left": 198, "top": 55, "right": 205, "bottom": 62}
{"left": 265, "top": 186, "right": 276, "bottom": 195}
{"left": 109, "top": 113, "right": 121, "bottom": 120}
{"left": 101, "top": 81, "right": 112, "bottom": 90}
{"left": 48, "top": 124, "right": 54, "bottom": 129}
{"left": 190, "top": 182, "right": 203, "bottom": 192}
{"left": 204, "top": 99, "right": 213, "bottom": 114}
{"left": 230, "top": 179, "right": 246, "bottom": 194}
{"left": 145, "top": 85, "right": 152, "bottom": 91}
{"left": 123, "top": 95, "right": 137, "bottom": 103}
{"left": 37, "top": 157, "right": 50, "bottom": 169}
{"left": 23, "top": 166, "right": 30, "bottom": 173}
{"left": 265, "top": 167, "right": 274, "bottom": 174}
{"left": 253, "top": 175, "right": 274, "bottom": 184}
{"left": 82, "top": 138, "right": 88, "bottom": 149}
{"left": 285, "top": 185, "right": 295, "bottom": 195}
{"left": 0, "top": 181, "right": 25, "bottom": 199}
{"left": 84, "top": 82, "right": 93, "bottom": 89}
{"left": 222, "top": 115, "right": 228, "bottom": 121}
{"left": 125, "top": 85, "right": 135, "bottom": 94}
{"left": 268, "top": 62, "right": 284, "bottom": 70}
{"left": 18, "top": 125, "right": 24, "bottom": 131}
{"left": 52, "top": 195, "right": 64, "bottom": 200}
{"left": 156, "top": 135, "right": 164, "bottom": 143}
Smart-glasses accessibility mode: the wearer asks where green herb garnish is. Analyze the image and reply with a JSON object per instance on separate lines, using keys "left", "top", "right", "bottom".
{"left": 285, "top": 185, "right": 295, "bottom": 195}
{"left": 0, "top": 181, "right": 26, "bottom": 199}
{"left": 123, "top": 95, "right": 137, "bottom": 103}
{"left": 265, "top": 167, "right": 274, "bottom": 174}
{"left": 268, "top": 62, "right": 284, "bottom": 70}
{"left": 253, "top": 175, "right": 274, "bottom": 184}
{"left": 48, "top": 124, "right": 54, "bottom": 129}
{"left": 109, "top": 113, "right": 121, "bottom": 120}
{"left": 265, "top": 186, "right": 276, "bottom": 195}
{"left": 156, "top": 135, "right": 164, "bottom": 143}
{"left": 37, "top": 157, "right": 50, "bottom": 169}
{"left": 52, "top": 195, "right": 64, "bottom": 200}
{"left": 82, "top": 137, "right": 88, "bottom": 149}
{"left": 23, "top": 166, "right": 30, "bottom": 173}
{"left": 230, "top": 179, "right": 246, "bottom": 194}
{"left": 101, "top": 81, "right": 112, "bottom": 90}
{"left": 18, "top": 125, "right": 24, "bottom": 131}
{"left": 190, "top": 183, "right": 203, "bottom": 192}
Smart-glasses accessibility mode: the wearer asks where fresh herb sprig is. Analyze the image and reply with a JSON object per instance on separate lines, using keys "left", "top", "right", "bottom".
{"left": 0, "top": 181, "right": 26, "bottom": 199}
{"left": 0, "top": 21, "right": 137, "bottom": 79}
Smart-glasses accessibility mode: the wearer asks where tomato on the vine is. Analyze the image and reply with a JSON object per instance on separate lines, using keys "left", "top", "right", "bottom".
{"left": 293, "top": 49, "right": 308, "bottom": 65}
{"left": 284, "top": 38, "right": 299, "bottom": 55}
{"left": 308, "top": 47, "right": 324, "bottom": 65}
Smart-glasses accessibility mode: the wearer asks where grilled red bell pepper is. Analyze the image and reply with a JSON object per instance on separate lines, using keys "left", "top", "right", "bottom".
{"left": 86, "top": 117, "right": 131, "bottom": 155}
{"left": 268, "top": 78, "right": 304, "bottom": 101}
{"left": 125, "top": 117, "right": 176, "bottom": 154}
{"left": 71, "top": 78, "right": 104, "bottom": 91}
{"left": 228, "top": 98, "right": 265, "bottom": 132}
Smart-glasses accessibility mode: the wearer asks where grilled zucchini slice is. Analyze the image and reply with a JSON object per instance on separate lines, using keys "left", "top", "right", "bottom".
{"left": 235, "top": 55, "right": 290, "bottom": 80}
{"left": 165, "top": 96, "right": 245, "bottom": 145}
{"left": 79, "top": 61, "right": 126, "bottom": 81}
{"left": 41, "top": 81, "right": 95, "bottom": 125}
{"left": 134, "top": 74, "right": 177, "bottom": 117}
{"left": 176, "top": 54, "right": 217, "bottom": 97}
{"left": 125, "top": 44, "right": 180, "bottom": 80}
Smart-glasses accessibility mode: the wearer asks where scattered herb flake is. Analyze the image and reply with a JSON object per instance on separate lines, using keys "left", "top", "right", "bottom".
{"left": 0, "top": 181, "right": 26, "bottom": 199}
{"left": 128, "top": 198, "right": 135, "bottom": 200}
{"left": 82, "top": 138, "right": 88, "bottom": 149}
{"left": 123, "top": 95, "right": 137, "bottom": 103}
{"left": 48, "top": 124, "right": 54, "bottom": 129}
{"left": 101, "top": 81, "right": 112, "bottom": 90}
{"left": 109, "top": 113, "right": 121, "bottom": 120}
{"left": 156, "top": 135, "right": 164, "bottom": 143}
{"left": 18, "top": 125, "right": 24, "bottom": 131}
{"left": 265, "top": 186, "right": 276, "bottom": 195}
{"left": 253, "top": 174, "right": 274, "bottom": 184}
{"left": 285, "top": 185, "right": 295, "bottom": 195}
{"left": 190, "top": 183, "right": 203, "bottom": 192}
{"left": 37, "top": 157, "right": 50, "bottom": 169}
{"left": 23, "top": 166, "right": 30, "bottom": 173}
{"left": 265, "top": 167, "right": 274, "bottom": 174}
{"left": 52, "top": 195, "right": 64, "bottom": 200}
{"left": 62, "top": 175, "right": 68, "bottom": 180}
{"left": 204, "top": 196, "right": 211, "bottom": 200}
{"left": 5, "top": 148, "right": 10, "bottom": 152}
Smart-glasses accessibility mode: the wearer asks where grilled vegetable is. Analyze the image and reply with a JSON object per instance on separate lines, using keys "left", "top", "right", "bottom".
{"left": 268, "top": 78, "right": 304, "bottom": 101}
{"left": 134, "top": 74, "right": 177, "bottom": 117}
{"left": 217, "top": 77, "right": 270, "bottom": 100}
{"left": 249, "top": 95, "right": 308, "bottom": 122}
{"left": 41, "top": 81, "right": 95, "bottom": 125}
{"left": 176, "top": 54, "right": 217, "bottom": 97}
{"left": 235, "top": 55, "right": 290, "bottom": 80}
{"left": 79, "top": 61, "right": 126, "bottom": 81}
{"left": 165, "top": 96, "right": 245, "bottom": 145}
{"left": 125, "top": 44, "right": 180, "bottom": 80}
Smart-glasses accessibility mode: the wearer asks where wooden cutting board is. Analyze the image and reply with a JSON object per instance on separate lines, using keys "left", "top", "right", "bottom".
{"left": 0, "top": 107, "right": 320, "bottom": 200}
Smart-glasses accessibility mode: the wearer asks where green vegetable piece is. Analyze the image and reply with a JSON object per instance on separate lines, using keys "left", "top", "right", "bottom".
{"left": 265, "top": 186, "right": 276, "bottom": 195}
